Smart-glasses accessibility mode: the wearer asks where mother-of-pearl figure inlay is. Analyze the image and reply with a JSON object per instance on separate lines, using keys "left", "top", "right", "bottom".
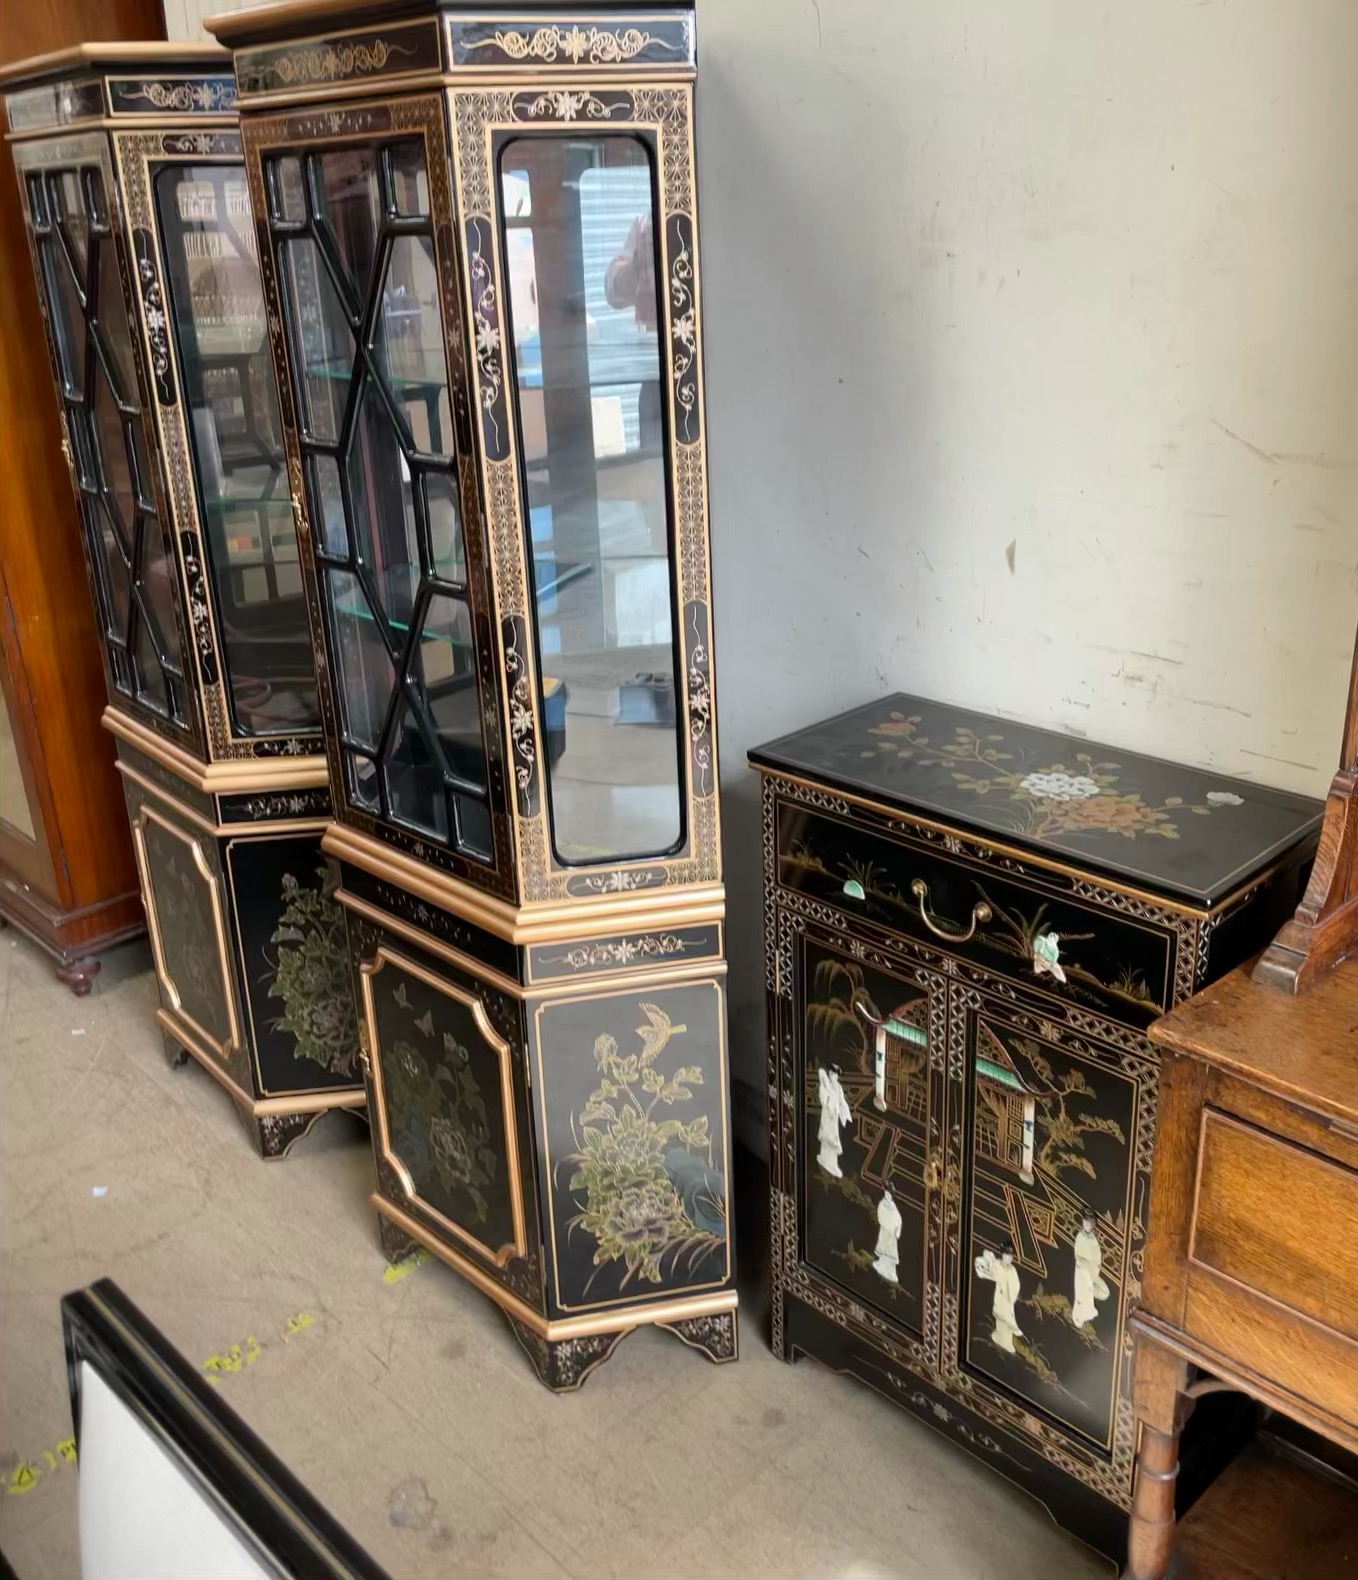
{"left": 816, "top": 1066, "right": 851, "bottom": 1178}
{"left": 873, "top": 1189, "right": 903, "bottom": 1283}
{"left": 1070, "top": 1214, "right": 1110, "bottom": 1327}
{"left": 975, "top": 1245, "right": 1023, "bottom": 1354}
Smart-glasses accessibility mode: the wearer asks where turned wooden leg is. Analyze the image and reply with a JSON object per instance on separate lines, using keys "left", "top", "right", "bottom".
{"left": 55, "top": 956, "right": 100, "bottom": 997}
{"left": 1127, "top": 1333, "right": 1193, "bottom": 1580}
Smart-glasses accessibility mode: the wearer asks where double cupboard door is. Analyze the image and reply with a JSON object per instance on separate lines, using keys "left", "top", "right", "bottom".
{"left": 780, "top": 902, "right": 1154, "bottom": 1508}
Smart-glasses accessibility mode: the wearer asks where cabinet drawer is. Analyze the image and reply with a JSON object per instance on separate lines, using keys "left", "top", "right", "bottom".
{"left": 776, "top": 799, "right": 1178, "bottom": 1027}
{"left": 1189, "top": 1110, "right": 1358, "bottom": 1338}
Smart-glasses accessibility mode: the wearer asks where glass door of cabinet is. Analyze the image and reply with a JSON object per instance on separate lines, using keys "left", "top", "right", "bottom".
{"left": 156, "top": 163, "right": 319, "bottom": 739}
{"left": 265, "top": 138, "right": 492, "bottom": 859}
{"left": 499, "top": 135, "right": 685, "bottom": 866}
{"left": 25, "top": 163, "right": 191, "bottom": 732}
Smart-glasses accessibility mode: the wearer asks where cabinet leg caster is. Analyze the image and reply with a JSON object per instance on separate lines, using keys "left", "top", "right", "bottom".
{"left": 55, "top": 956, "right": 100, "bottom": 997}
{"left": 377, "top": 1211, "right": 420, "bottom": 1266}
{"left": 657, "top": 1311, "right": 739, "bottom": 1365}
{"left": 161, "top": 1032, "right": 190, "bottom": 1070}
{"left": 237, "top": 1106, "right": 323, "bottom": 1160}
{"left": 502, "top": 1313, "right": 630, "bottom": 1393}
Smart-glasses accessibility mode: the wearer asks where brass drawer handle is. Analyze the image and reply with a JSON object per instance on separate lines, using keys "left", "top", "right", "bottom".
{"left": 910, "top": 878, "right": 992, "bottom": 943}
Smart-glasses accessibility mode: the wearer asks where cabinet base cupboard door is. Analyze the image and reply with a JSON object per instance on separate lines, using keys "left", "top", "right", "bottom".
{"left": 211, "top": 1, "right": 736, "bottom": 1387}
{"left": 752, "top": 694, "right": 1322, "bottom": 1557}
{"left": 2, "top": 47, "right": 361, "bottom": 1150}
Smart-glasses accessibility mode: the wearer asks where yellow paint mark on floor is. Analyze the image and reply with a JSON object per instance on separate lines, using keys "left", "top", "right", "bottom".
{"left": 284, "top": 1311, "right": 316, "bottom": 1338}
{"left": 382, "top": 1249, "right": 429, "bottom": 1284}
{"left": 5, "top": 1439, "right": 75, "bottom": 1497}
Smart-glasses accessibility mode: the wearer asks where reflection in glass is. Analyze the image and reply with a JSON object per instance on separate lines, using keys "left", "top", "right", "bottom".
{"left": 310, "top": 454, "right": 347, "bottom": 555}
{"left": 266, "top": 139, "right": 493, "bottom": 856}
{"left": 315, "top": 148, "right": 379, "bottom": 295}
{"left": 347, "top": 373, "right": 419, "bottom": 630}
{"left": 327, "top": 567, "right": 393, "bottom": 753}
{"left": 501, "top": 137, "right": 681, "bottom": 864}
{"left": 157, "top": 165, "right": 319, "bottom": 736}
{"left": 280, "top": 237, "right": 351, "bottom": 443}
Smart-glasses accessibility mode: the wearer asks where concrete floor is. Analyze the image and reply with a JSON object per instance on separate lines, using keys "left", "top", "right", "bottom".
{"left": 0, "top": 928, "right": 1108, "bottom": 1579}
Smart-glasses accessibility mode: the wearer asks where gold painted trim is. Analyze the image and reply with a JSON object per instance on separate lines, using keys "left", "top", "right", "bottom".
{"left": 93, "top": 122, "right": 321, "bottom": 772}
{"left": 0, "top": 43, "right": 226, "bottom": 90}
{"left": 115, "top": 761, "right": 218, "bottom": 836}
{"left": 445, "top": 83, "right": 722, "bottom": 903}
{"left": 522, "top": 919, "right": 725, "bottom": 988}
{"left": 534, "top": 976, "right": 732, "bottom": 1313}
{"left": 361, "top": 945, "right": 528, "bottom": 1268}
{"left": 135, "top": 802, "right": 241, "bottom": 1060}
{"left": 157, "top": 1007, "right": 252, "bottom": 1103}
{"left": 104, "top": 708, "right": 329, "bottom": 793}
{"left": 754, "top": 764, "right": 1271, "bottom": 921}
{"left": 373, "top": 1194, "right": 737, "bottom": 1340}
{"left": 117, "top": 761, "right": 332, "bottom": 841}
{"left": 254, "top": 1089, "right": 365, "bottom": 1115}
{"left": 6, "top": 114, "right": 237, "bottom": 142}
{"left": 156, "top": 1008, "right": 363, "bottom": 1116}
{"left": 335, "top": 887, "right": 523, "bottom": 999}
{"left": 324, "top": 822, "right": 724, "bottom": 942}
{"left": 337, "top": 885, "right": 726, "bottom": 1002}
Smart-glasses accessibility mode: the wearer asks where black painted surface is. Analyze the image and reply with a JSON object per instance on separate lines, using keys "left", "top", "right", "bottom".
{"left": 371, "top": 954, "right": 520, "bottom": 1259}
{"left": 532, "top": 978, "right": 732, "bottom": 1315}
{"left": 226, "top": 835, "right": 357, "bottom": 1095}
{"left": 959, "top": 1007, "right": 1138, "bottom": 1455}
{"left": 799, "top": 932, "right": 939, "bottom": 1340}
{"left": 62, "top": 1280, "right": 386, "bottom": 1579}
{"left": 784, "top": 1296, "right": 1129, "bottom": 1562}
{"left": 778, "top": 801, "right": 1175, "bottom": 1028}
{"left": 752, "top": 694, "right": 1323, "bottom": 905}
{"left": 337, "top": 863, "right": 520, "bottom": 980}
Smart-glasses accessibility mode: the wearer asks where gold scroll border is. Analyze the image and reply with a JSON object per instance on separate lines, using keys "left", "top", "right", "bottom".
{"left": 449, "top": 81, "right": 721, "bottom": 904}
{"left": 237, "top": 92, "right": 518, "bottom": 901}
{"left": 9, "top": 130, "right": 206, "bottom": 758}
{"left": 532, "top": 973, "right": 732, "bottom": 1313}
{"left": 360, "top": 944, "right": 528, "bottom": 1268}
{"left": 133, "top": 799, "right": 241, "bottom": 1060}
{"left": 112, "top": 127, "right": 326, "bottom": 767}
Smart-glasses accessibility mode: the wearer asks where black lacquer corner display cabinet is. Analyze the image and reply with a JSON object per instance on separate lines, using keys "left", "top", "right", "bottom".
{"left": 211, "top": 0, "right": 735, "bottom": 1389}
{"left": 2, "top": 46, "right": 360, "bottom": 1158}
{"left": 751, "top": 696, "right": 1323, "bottom": 1557}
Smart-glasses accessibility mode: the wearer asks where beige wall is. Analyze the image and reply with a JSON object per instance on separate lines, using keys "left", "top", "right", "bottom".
{"left": 696, "top": 0, "right": 1358, "bottom": 1137}
{"left": 178, "top": 1, "right": 1358, "bottom": 1142}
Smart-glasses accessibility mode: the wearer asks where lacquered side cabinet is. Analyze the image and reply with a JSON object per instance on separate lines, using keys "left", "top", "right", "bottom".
{"left": 752, "top": 695, "right": 1321, "bottom": 1558}
{"left": 2, "top": 46, "right": 360, "bottom": 1155}
{"left": 215, "top": 0, "right": 736, "bottom": 1384}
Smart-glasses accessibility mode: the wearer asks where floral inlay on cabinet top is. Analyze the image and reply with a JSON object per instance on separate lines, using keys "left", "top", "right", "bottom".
{"left": 751, "top": 694, "right": 1323, "bottom": 904}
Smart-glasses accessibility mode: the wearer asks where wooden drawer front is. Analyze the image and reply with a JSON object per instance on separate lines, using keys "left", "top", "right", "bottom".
{"left": 776, "top": 800, "right": 1177, "bottom": 1029}
{"left": 794, "top": 921, "right": 948, "bottom": 1349}
{"left": 1189, "top": 1111, "right": 1358, "bottom": 1346}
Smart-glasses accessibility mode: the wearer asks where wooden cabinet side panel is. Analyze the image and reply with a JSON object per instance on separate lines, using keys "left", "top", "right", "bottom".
{"left": 1139, "top": 1051, "right": 1207, "bottom": 1325}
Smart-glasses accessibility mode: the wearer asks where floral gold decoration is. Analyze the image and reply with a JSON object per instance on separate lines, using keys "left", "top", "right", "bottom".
{"left": 266, "top": 864, "right": 356, "bottom": 1076}
{"left": 566, "top": 1003, "right": 725, "bottom": 1291}
{"left": 466, "top": 26, "right": 674, "bottom": 66}
{"left": 863, "top": 715, "right": 1244, "bottom": 841}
